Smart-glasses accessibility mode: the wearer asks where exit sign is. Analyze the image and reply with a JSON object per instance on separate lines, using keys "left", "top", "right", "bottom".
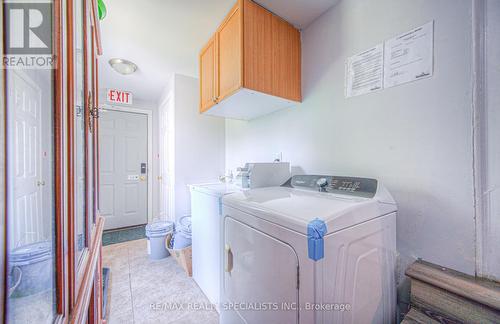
{"left": 107, "top": 89, "right": 133, "bottom": 105}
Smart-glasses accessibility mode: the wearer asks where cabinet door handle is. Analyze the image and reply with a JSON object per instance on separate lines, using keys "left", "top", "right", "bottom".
{"left": 88, "top": 92, "right": 99, "bottom": 133}
{"left": 225, "top": 244, "right": 233, "bottom": 273}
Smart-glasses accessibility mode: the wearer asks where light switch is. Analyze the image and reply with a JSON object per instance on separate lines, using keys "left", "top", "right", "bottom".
{"left": 127, "top": 175, "right": 140, "bottom": 181}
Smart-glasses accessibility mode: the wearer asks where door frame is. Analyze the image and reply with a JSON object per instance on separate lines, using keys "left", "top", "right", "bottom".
{"left": 158, "top": 94, "right": 171, "bottom": 220}
{"left": 99, "top": 104, "right": 154, "bottom": 225}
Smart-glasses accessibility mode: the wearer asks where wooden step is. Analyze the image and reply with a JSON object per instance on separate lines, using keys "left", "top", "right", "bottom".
{"left": 405, "top": 260, "right": 500, "bottom": 323}
{"left": 410, "top": 279, "right": 500, "bottom": 323}
{"left": 401, "top": 308, "right": 439, "bottom": 324}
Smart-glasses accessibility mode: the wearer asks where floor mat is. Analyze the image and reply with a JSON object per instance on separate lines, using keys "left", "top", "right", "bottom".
{"left": 102, "top": 225, "right": 146, "bottom": 246}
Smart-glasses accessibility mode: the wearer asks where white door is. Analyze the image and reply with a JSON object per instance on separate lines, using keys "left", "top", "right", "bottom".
{"left": 7, "top": 71, "right": 44, "bottom": 248}
{"left": 223, "top": 217, "right": 299, "bottom": 324}
{"left": 99, "top": 109, "right": 148, "bottom": 230}
{"left": 158, "top": 97, "right": 170, "bottom": 219}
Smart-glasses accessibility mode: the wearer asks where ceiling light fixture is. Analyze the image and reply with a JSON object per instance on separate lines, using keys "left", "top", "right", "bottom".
{"left": 109, "top": 58, "right": 138, "bottom": 75}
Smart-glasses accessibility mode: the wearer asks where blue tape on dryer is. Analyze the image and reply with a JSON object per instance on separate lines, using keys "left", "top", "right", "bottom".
{"left": 307, "top": 218, "right": 327, "bottom": 261}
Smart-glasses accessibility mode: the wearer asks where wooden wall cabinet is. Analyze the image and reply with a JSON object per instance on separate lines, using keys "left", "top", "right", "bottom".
{"left": 199, "top": 0, "right": 301, "bottom": 120}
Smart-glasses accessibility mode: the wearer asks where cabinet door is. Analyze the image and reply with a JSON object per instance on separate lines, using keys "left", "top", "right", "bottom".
{"left": 5, "top": 53, "right": 59, "bottom": 324}
{"left": 199, "top": 36, "right": 216, "bottom": 112}
{"left": 242, "top": 0, "right": 273, "bottom": 95}
{"left": 4, "top": 1, "right": 63, "bottom": 322}
{"left": 216, "top": 2, "right": 242, "bottom": 101}
{"left": 271, "top": 17, "right": 301, "bottom": 102}
{"left": 85, "top": 0, "right": 100, "bottom": 229}
{"left": 72, "top": 0, "right": 88, "bottom": 273}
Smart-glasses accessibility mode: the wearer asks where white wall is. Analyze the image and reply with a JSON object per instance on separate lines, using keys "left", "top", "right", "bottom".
{"left": 98, "top": 93, "right": 162, "bottom": 219}
{"left": 226, "top": 0, "right": 476, "bottom": 281}
{"left": 161, "top": 74, "right": 225, "bottom": 220}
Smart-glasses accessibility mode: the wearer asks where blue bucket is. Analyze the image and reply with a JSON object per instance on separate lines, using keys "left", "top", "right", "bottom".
{"left": 172, "top": 216, "right": 192, "bottom": 249}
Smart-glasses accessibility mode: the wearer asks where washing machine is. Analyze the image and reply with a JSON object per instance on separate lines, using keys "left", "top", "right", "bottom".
{"left": 220, "top": 175, "right": 397, "bottom": 324}
{"left": 190, "top": 183, "right": 240, "bottom": 311}
{"left": 190, "top": 162, "right": 291, "bottom": 311}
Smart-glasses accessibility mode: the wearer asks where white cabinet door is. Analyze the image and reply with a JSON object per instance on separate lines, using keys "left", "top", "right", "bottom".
{"left": 223, "top": 217, "right": 299, "bottom": 324}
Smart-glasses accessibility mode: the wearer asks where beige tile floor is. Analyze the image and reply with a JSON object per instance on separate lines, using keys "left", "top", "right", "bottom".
{"left": 103, "top": 239, "right": 219, "bottom": 324}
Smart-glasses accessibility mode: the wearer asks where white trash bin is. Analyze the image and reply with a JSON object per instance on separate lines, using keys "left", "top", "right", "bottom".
{"left": 145, "top": 221, "right": 174, "bottom": 260}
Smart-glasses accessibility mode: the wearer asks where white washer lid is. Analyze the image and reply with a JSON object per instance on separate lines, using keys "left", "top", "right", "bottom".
{"left": 189, "top": 183, "right": 241, "bottom": 197}
{"left": 222, "top": 186, "right": 397, "bottom": 235}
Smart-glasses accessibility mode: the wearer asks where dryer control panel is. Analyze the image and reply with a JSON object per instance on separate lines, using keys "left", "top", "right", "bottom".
{"left": 288, "top": 175, "right": 378, "bottom": 198}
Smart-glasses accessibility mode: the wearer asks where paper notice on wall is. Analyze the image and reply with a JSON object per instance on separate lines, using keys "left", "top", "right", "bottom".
{"left": 345, "top": 44, "right": 384, "bottom": 98}
{"left": 384, "top": 21, "right": 434, "bottom": 88}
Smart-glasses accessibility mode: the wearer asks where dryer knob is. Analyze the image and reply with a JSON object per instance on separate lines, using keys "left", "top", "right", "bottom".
{"left": 317, "top": 178, "right": 328, "bottom": 188}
